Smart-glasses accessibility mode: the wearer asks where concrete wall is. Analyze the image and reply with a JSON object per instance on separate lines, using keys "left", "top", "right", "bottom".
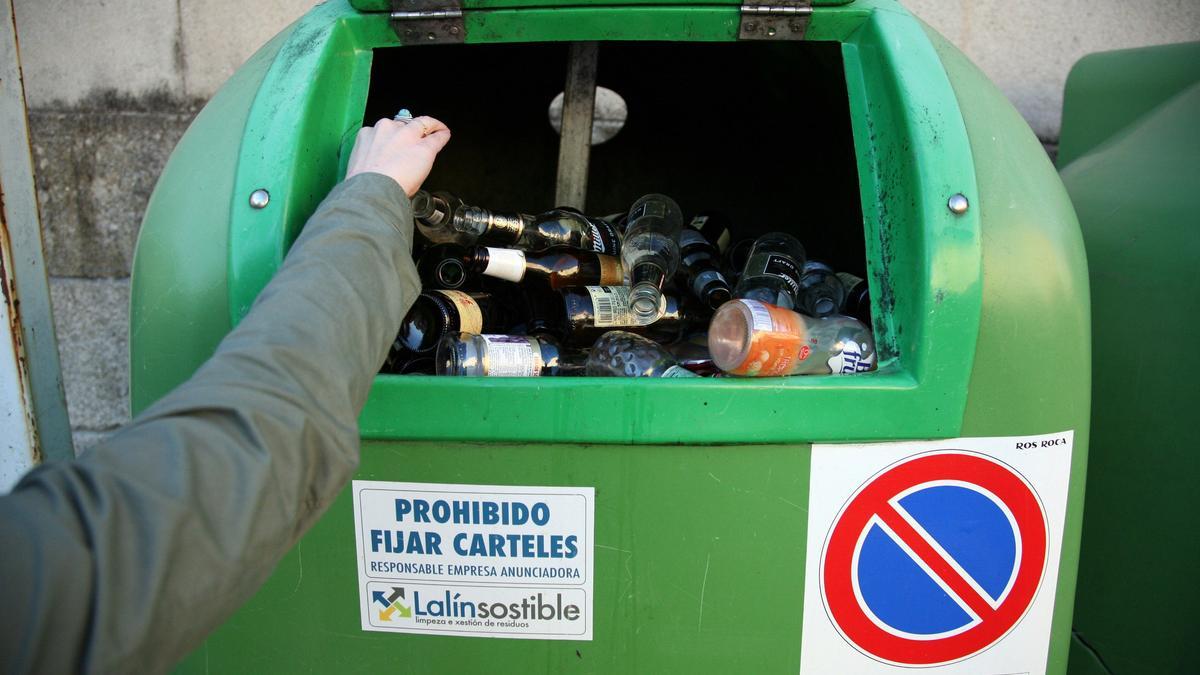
{"left": 11, "top": 0, "right": 1199, "bottom": 450}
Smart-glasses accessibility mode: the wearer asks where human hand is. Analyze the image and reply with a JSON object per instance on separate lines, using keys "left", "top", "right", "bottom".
{"left": 346, "top": 115, "right": 451, "bottom": 197}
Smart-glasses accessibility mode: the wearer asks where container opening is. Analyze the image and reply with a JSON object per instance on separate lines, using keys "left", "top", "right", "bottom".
{"left": 364, "top": 40, "right": 868, "bottom": 370}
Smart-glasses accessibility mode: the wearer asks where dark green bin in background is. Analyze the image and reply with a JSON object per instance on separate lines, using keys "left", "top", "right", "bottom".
{"left": 130, "top": 0, "right": 1091, "bottom": 671}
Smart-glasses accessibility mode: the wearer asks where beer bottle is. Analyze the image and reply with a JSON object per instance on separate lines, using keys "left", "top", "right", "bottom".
{"left": 527, "top": 286, "right": 706, "bottom": 348}
{"left": 437, "top": 333, "right": 585, "bottom": 377}
{"left": 416, "top": 244, "right": 477, "bottom": 291}
{"left": 708, "top": 299, "right": 877, "bottom": 377}
{"left": 621, "top": 194, "right": 684, "bottom": 324}
{"left": 733, "top": 232, "right": 806, "bottom": 310}
{"left": 586, "top": 331, "right": 699, "bottom": 378}
{"left": 678, "top": 229, "right": 733, "bottom": 309}
{"left": 688, "top": 211, "right": 733, "bottom": 254}
{"left": 797, "top": 260, "right": 847, "bottom": 318}
{"left": 465, "top": 246, "right": 623, "bottom": 289}
{"left": 412, "top": 190, "right": 622, "bottom": 255}
{"left": 837, "top": 272, "right": 872, "bottom": 325}
{"left": 393, "top": 290, "right": 519, "bottom": 355}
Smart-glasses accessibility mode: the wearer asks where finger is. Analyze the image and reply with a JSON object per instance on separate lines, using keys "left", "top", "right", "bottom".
{"left": 373, "top": 117, "right": 404, "bottom": 130}
{"left": 417, "top": 128, "right": 452, "bottom": 154}
{"left": 414, "top": 116, "right": 449, "bottom": 135}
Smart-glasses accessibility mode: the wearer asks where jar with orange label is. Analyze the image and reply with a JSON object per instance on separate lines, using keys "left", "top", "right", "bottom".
{"left": 707, "top": 299, "right": 877, "bottom": 377}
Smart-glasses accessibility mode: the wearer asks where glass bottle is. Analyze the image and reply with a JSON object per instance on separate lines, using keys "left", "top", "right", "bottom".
{"left": 837, "top": 272, "right": 872, "bottom": 325}
{"left": 414, "top": 190, "right": 623, "bottom": 255}
{"left": 708, "top": 299, "right": 877, "bottom": 377}
{"left": 527, "top": 286, "right": 706, "bottom": 348}
{"left": 465, "top": 246, "right": 624, "bottom": 289}
{"left": 393, "top": 290, "right": 519, "bottom": 355}
{"left": 585, "top": 331, "right": 699, "bottom": 378}
{"left": 797, "top": 260, "right": 847, "bottom": 318}
{"left": 678, "top": 229, "right": 733, "bottom": 309}
{"left": 416, "top": 243, "right": 477, "bottom": 291}
{"left": 688, "top": 211, "right": 733, "bottom": 254}
{"left": 733, "top": 232, "right": 807, "bottom": 310}
{"left": 437, "top": 333, "right": 585, "bottom": 377}
{"left": 412, "top": 190, "right": 470, "bottom": 245}
{"left": 621, "top": 194, "right": 684, "bottom": 324}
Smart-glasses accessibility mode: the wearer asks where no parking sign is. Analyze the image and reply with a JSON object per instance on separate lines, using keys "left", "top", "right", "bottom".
{"left": 800, "top": 432, "right": 1073, "bottom": 674}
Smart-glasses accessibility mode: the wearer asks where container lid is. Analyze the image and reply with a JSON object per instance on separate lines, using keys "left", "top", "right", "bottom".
{"left": 352, "top": 0, "right": 852, "bottom": 11}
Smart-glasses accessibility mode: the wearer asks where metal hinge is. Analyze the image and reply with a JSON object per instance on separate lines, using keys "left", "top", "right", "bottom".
{"left": 391, "top": 0, "right": 466, "bottom": 44}
{"left": 739, "top": 0, "right": 812, "bottom": 40}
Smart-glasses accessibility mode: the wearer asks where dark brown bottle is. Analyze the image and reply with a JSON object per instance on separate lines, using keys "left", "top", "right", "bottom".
{"left": 392, "top": 290, "right": 521, "bottom": 356}
{"left": 465, "top": 246, "right": 624, "bottom": 289}
{"left": 688, "top": 211, "right": 733, "bottom": 254}
{"left": 416, "top": 244, "right": 478, "bottom": 291}
{"left": 678, "top": 230, "right": 733, "bottom": 309}
{"left": 837, "top": 272, "right": 872, "bottom": 325}
{"left": 527, "top": 286, "right": 706, "bottom": 348}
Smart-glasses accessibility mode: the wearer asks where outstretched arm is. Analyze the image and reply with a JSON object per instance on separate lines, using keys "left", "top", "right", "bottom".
{"left": 0, "top": 116, "right": 449, "bottom": 673}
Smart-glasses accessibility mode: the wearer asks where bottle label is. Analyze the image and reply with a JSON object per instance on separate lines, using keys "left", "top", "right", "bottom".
{"left": 732, "top": 299, "right": 807, "bottom": 377}
{"left": 481, "top": 335, "right": 540, "bottom": 377}
{"left": 661, "top": 365, "right": 699, "bottom": 378}
{"left": 586, "top": 286, "right": 666, "bottom": 328}
{"left": 760, "top": 254, "right": 803, "bottom": 295}
{"left": 826, "top": 340, "right": 877, "bottom": 375}
{"left": 587, "top": 218, "right": 622, "bottom": 256}
{"left": 432, "top": 290, "right": 483, "bottom": 334}
{"left": 598, "top": 255, "right": 625, "bottom": 286}
{"left": 482, "top": 247, "right": 526, "bottom": 283}
{"left": 587, "top": 286, "right": 635, "bottom": 327}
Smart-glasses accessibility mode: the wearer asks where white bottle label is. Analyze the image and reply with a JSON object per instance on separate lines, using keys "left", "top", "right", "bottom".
{"left": 587, "top": 286, "right": 636, "bottom": 327}
{"left": 826, "top": 341, "right": 876, "bottom": 375}
{"left": 432, "top": 290, "right": 483, "bottom": 334}
{"left": 482, "top": 248, "right": 526, "bottom": 283}
{"left": 481, "top": 335, "right": 540, "bottom": 377}
{"left": 661, "top": 365, "right": 699, "bottom": 378}
{"left": 741, "top": 298, "right": 777, "bottom": 332}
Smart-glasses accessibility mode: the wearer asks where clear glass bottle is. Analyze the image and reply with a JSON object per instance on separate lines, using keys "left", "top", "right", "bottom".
{"left": 621, "top": 194, "right": 684, "bottom": 324}
{"left": 733, "top": 232, "right": 807, "bottom": 310}
{"left": 412, "top": 191, "right": 470, "bottom": 245}
{"left": 708, "top": 299, "right": 877, "bottom": 377}
{"left": 797, "top": 260, "right": 847, "bottom": 318}
{"left": 585, "top": 331, "right": 698, "bottom": 378}
{"left": 436, "top": 333, "right": 584, "bottom": 377}
{"left": 678, "top": 229, "right": 733, "bottom": 309}
{"left": 465, "top": 246, "right": 624, "bottom": 289}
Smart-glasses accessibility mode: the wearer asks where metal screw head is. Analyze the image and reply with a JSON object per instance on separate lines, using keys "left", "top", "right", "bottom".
{"left": 948, "top": 193, "right": 969, "bottom": 215}
{"left": 745, "top": 21, "right": 758, "bottom": 32}
{"left": 449, "top": 25, "right": 460, "bottom": 35}
{"left": 249, "top": 189, "right": 270, "bottom": 209}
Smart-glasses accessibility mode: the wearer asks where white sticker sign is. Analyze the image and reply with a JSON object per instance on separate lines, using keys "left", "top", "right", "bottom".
{"left": 352, "top": 481, "right": 594, "bottom": 640}
{"left": 800, "top": 432, "right": 1074, "bottom": 674}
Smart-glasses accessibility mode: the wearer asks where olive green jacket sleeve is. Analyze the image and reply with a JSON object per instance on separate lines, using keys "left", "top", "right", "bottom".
{"left": 0, "top": 172, "right": 419, "bottom": 674}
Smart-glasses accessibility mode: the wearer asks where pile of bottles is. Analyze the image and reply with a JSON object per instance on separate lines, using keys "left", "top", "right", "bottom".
{"left": 384, "top": 190, "right": 878, "bottom": 378}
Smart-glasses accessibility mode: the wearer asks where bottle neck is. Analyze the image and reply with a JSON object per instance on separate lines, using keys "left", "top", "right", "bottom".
{"left": 454, "top": 206, "right": 527, "bottom": 244}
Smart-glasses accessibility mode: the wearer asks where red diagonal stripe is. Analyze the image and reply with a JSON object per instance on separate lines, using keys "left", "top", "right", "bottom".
{"left": 876, "top": 503, "right": 997, "bottom": 623}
